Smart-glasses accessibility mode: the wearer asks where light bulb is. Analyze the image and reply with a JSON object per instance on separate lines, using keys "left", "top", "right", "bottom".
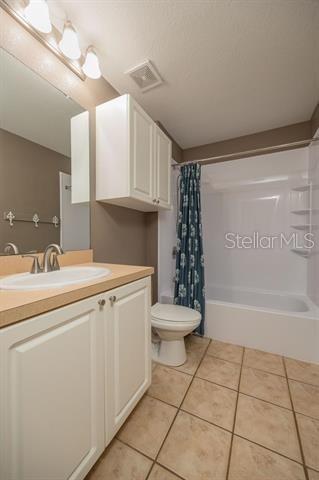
{"left": 82, "top": 47, "right": 101, "bottom": 79}
{"left": 24, "top": 0, "right": 52, "bottom": 34}
{"left": 59, "top": 22, "right": 81, "bottom": 60}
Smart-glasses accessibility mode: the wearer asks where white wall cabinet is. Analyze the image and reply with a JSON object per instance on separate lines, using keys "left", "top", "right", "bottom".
{"left": 96, "top": 94, "right": 172, "bottom": 212}
{"left": 154, "top": 124, "right": 171, "bottom": 209}
{"left": 0, "top": 277, "right": 151, "bottom": 480}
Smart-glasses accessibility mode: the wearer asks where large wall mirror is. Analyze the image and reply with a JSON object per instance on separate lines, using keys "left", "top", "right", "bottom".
{"left": 0, "top": 48, "right": 90, "bottom": 256}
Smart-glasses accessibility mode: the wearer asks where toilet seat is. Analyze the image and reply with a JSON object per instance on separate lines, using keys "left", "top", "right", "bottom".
{"left": 151, "top": 303, "right": 201, "bottom": 330}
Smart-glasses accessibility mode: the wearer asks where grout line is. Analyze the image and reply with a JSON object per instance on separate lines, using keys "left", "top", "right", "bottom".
{"left": 151, "top": 346, "right": 316, "bottom": 469}
{"left": 146, "top": 391, "right": 181, "bottom": 408}
{"left": 147, "top": 390, "right": 309, "bottom": 469}
{"left": 285, "top": 408, "right": 319, "bottom": 423}
{"left": 154, "top": 347, "right": 318, "bottom": 472}
{"left": 178, "top": 407, "right": 234, "bottom": 435}
{"left": 283, "top": 357, "right": 309, "bottom": 480}
{"left": 225, "top": 346, "right": 244, "bottom": 480}
{"left": 117, "top": 340, "right": 318, "bottom": 480}
{"left": 236, "top": 390, "right": 293, "bottom": 412}
{"left": 233, "top": 433, "right": 306, "bottom": 467}
{"left": 241, "top": 364, "right": 286, "bottom": 379}
{"left": 195, "top": 373, "right": 240, "bottom": 393}
{"left": 117, "top": 438, "right": 156, "bottom": 463}
{"left": 193, "top": 369, "right": 318, "bottom": 418}
{"left": 153, "top": 463, "right": 186, "bottom": 480}
{"left": 287, "top": 374, "right": 319, "bottom": 391}
{"left": 204, "top": 351, "right": 244, "bottom": 366}
{"left": 283, "top": 356, "right": 319, "bottom": 389}
{"left": 146, "top": 338, "right": 212, "bottom": 479}
{"left": 153, "top": 361, "right": 194, "bottom": 378}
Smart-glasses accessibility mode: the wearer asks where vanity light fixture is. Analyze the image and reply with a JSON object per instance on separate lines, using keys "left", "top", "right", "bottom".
{"left": 59, "top": 21, "right": 81, "bottom": 60}
{"left": 82, "top": 46, "right": 102, "bottom": 79}
{"left": 24, "top": 0, "right": 52, "bottom": 34}
{"left": 1, "top": 0, "right": 102, "bottom": 81}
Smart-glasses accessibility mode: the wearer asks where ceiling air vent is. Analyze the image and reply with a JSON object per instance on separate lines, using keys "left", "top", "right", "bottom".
{"left": 125, "top": 60, "right": 163, "bottom": 92}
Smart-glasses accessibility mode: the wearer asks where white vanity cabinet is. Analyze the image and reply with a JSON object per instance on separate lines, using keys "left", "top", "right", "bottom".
{"left": 96, "top": 94, "right": 172, "bottom": 212}
{"left": 0, "top": 276, "right": 151, "bottom": 480}
{"left": 0, "top": 295, "right": 105, "bottom": 480}
{"left": 104, "top": 277, "right": 151, "bottom": 443}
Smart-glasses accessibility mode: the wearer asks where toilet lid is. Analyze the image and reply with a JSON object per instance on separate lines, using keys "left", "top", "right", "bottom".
{"left": 151, "top": 303, "right": 201, "bottom": 323}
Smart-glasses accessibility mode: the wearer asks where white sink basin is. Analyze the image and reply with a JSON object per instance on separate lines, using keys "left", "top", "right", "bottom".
{"left": 0, "top": 266, "right": 111, "bottom": 291}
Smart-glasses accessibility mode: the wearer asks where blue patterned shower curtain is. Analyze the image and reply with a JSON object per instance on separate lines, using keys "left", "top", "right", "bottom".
{"left": 174, "top": 163, "right": 205, "bottom": 335}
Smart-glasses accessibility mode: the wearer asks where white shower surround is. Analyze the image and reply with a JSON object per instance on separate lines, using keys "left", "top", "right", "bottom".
{"left": 158, "top": 146, "right": 319, "bottom": 363}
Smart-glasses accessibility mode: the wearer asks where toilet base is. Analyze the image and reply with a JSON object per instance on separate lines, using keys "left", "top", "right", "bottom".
{"left": 152, "top": 338, "right": 186, "bottom": 366}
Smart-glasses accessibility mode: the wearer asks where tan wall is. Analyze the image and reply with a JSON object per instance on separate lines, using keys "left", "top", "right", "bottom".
{"left": 0, "top": 8, "right": 158, "bottom": 299}
{"left": 0, "top": 128, "right": 70, "bottom": 253}
{"left": 156, "top": 121, "right": 183, "bottom": 163}
{"left": 182, "top": 121, "right": 312, "bottom": 163}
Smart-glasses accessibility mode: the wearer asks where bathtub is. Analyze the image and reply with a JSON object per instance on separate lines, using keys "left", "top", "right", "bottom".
{"left": 160, "top": 286, "right": 319, "bottom": 363}
{"left": 205, "top": 285, "right": 319, "bottom": 364}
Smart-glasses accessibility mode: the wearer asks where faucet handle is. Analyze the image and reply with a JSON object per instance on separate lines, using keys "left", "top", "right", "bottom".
{"left": 51, "top": 252, "right": 61, "bottom": 271}
{"left": 22, "top": 254, "right": 42, "bottom": 274}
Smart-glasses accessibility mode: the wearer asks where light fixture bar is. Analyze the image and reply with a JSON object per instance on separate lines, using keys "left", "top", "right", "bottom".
{"left": 0, "top": 0, "right": 86, "bottom": 81}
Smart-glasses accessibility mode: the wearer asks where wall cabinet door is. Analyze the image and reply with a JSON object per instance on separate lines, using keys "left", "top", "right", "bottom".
{"left": 105, "top": 277, "right": 151, "bottom": 443}
{"left": 155, "top": 125, "right": 172, "bottom": 209}
{"left": 0, "top": 296, "right": 105, "bottom": 480}
{"left": 129, "top": 98, "right": 154, "bottom": 204}
{"left": 96, "top": 94, "right": 172, "bottom": 211}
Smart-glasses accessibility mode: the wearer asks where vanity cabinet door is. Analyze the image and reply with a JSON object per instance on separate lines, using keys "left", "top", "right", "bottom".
{"left": 104, "top": 277, "right": 152, "bottom": 444}
{"left": 0, "top": 295, "right": 105, "bottom": 480}
{"left": 129, "top": 97, "right": 155, "bottom": 205}
{"left": 154, "top": 125, "right": 172, "bottom": 209}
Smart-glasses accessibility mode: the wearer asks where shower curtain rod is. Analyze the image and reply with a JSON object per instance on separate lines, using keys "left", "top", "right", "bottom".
{"left": 171, "top": 137, "right": 319, "bottom": 168}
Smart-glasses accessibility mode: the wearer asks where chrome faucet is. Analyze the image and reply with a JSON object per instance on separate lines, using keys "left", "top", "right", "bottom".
{"left": 4, "top": 242, "right": 19, "bottom": 255}
{"left": 42, "top": 244, "right": 64, "bottom": 272}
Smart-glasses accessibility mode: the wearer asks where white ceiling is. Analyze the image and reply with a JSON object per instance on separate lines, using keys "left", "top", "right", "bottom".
{"left": 51, "top": 0, "right": 319, "bottom": 149}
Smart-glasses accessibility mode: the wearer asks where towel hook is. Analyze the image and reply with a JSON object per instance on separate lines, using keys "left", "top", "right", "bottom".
{"left": 32, "top": 213, "right": 40, "bottom": 228}
{"left": 6, "top": 211, "right": 15, "bottom": 227}
{"left": 52, "top": 216, "right": 60, "bottom": 228}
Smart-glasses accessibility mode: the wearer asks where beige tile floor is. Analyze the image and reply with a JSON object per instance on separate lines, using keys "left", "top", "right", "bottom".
{"left": 86, "top": 336, "right": 319, "bottom": 480}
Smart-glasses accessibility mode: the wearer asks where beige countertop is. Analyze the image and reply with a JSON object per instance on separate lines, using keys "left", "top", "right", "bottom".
{"left": 0, "top": 263, "right": 154, "bottom": 329}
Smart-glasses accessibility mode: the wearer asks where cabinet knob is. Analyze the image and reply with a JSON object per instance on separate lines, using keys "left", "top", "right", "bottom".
{"left": 109, "top": 295, "right": 117, "bottom": 306}
{"left": 98, "top": 299, "right": 106, "bottom": 307}
{"left": 157, "top": 199, "right": 160, "bottom": 204}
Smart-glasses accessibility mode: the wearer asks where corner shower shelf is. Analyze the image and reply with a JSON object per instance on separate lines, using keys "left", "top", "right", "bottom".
{"left": 292, "top": 185, "right": 311, "bottom": 192}
{"left": 292, "top": 184, "right": 319, "bottom": 192}
{"left": 291, "top": 248, "right": 310, "bottom": 258}
{"left": 291, "top": 209, "right": 311, "bottom": 215}
{"left": 290, "top": 224, "right": 311, "bottom": 230}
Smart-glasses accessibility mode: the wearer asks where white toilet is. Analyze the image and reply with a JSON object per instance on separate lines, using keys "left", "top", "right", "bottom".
{"left": 151, "top": 303, "right": 201, "bottom": 366}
